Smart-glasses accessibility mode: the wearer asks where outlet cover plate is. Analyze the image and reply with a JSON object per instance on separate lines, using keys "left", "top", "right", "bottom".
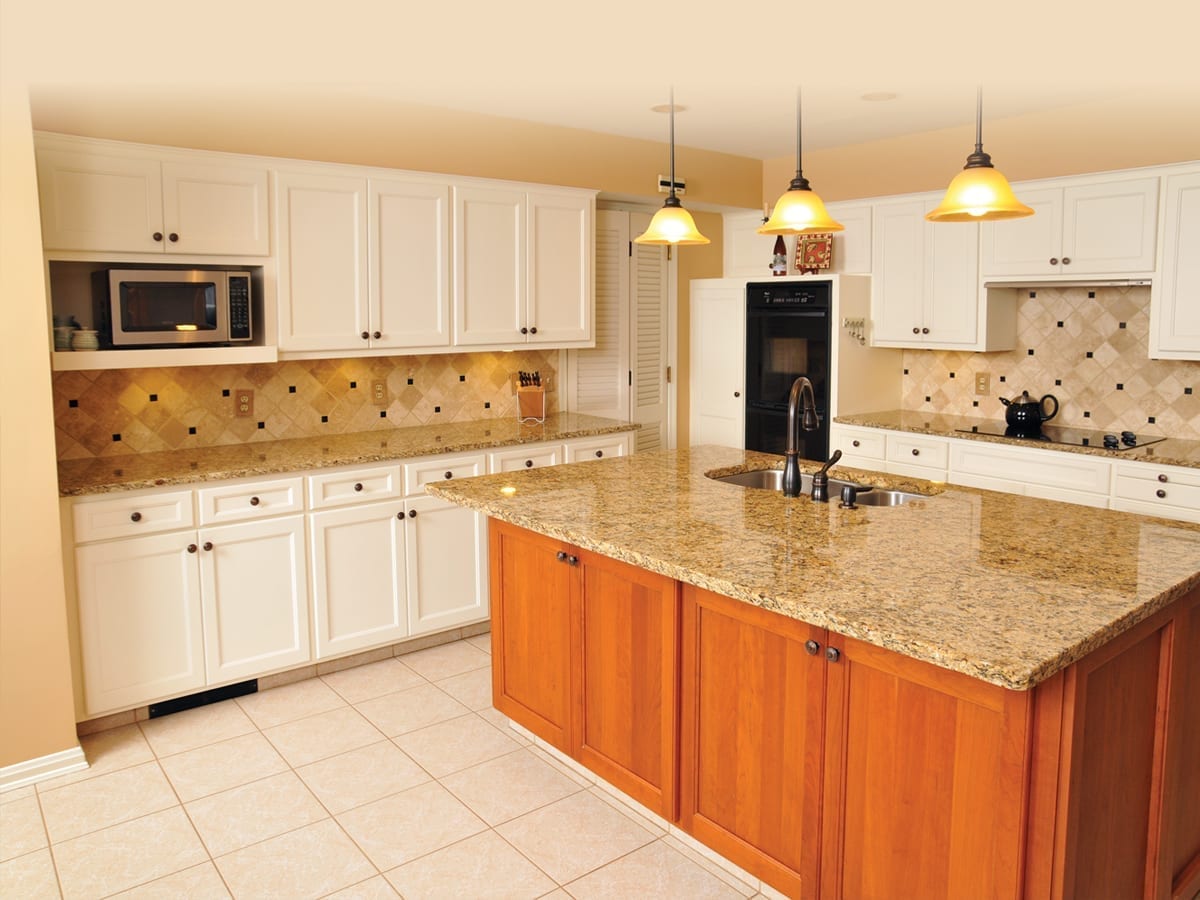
{"left": 235, "top": 389, "right": 253, "bottom": 417}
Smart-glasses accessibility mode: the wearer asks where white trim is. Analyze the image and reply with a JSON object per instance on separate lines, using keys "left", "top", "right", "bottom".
{"left": 0, "top": 744, "right": 87, "bottom": 793}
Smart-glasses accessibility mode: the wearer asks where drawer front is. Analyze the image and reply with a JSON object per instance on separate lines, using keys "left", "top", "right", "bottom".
{"left": 1113, "top": 474, "right": 1200, "bottom": 511}
{"left": 73, "top": 489, "right": 194, "bottom": 542}
{"left": 831, "top": 425, "right": 886, "bottom": 461}
{"left": 488, "top": 443, "right": 561, "bottom": 473}
{"left": 950, "top": 442, "right": 1111, "bottom": 495}
{"left": 198, "top": 477, "right": 305, "bottom": 525}
{"left": 885, "top": 433, "right": 949, "bottom": 470}
{"left": 309, "top": 465, "right": 403, "bottom": 510}
{"left": 563, "top": 434, "right": 631, "bottom": 463}
{"left": 1114, "top": 461, "right": 1200, "bottom": 490}
{"left": 403, "top": 454, "right": 487, "bottom": 497}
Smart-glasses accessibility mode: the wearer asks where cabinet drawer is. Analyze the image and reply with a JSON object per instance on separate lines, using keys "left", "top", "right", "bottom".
{"left": 1113, "top": 474, "right": 1200, "bottom": 512}
{"left": 950, "top": 441, "right": 1111, "bottom": 496}
{"left": 403, "top": 453, "right": 487, "bottom": 496}
{"left": 885, "top": 433, "right": 949, "bottom": 470}
{"left": 198, "top": 477, "right": 304, "bottom": 525}
{"left": 309, "top": 465, "right": 402, "bottom": 510}
{"left": 563, "top": 434, "right": 630, "bottom": 463}
{"left": 73, "top": 489, "right": 194, "bottom": 542}
{"left": 488, "top": 443, "right": 561, "bottom": 473}
{"left": 831, "top": 426, "right": 886, "bottom": 461}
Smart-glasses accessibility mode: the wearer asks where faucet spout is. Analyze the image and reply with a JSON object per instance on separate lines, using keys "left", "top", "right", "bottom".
{"left": 782, "top": 376, "right": 819, "bottom": 498}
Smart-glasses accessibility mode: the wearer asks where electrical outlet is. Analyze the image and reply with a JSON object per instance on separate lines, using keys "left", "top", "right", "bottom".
{"left": 975, "top": 373, "right": 991, "bottom": 395}
{"left": 371, "top": 380, "right": 388, "bottom": 407}
{"left": 235, "top": 388, "right": 253, "bottom": 417}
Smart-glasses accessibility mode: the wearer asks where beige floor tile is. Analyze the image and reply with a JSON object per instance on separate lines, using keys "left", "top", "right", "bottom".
{"left": 235, "top": 677, "right": 347, "bottom": 729}
{"left": 0, "top": 785, "right": 35, "bottom": 803}
{"left": 496, "top": 791, "right": 656, "bottom": 884}
{"left": 435, "top": 666, "right": 494, "bottom": 710}
{"left": 159, "top": 732, "right": 288, "bottom": 802}
{"left": 477, "top": 707, "right": 532, "bottom": 745}
{"left": 323, "top": 874, "right": 400, "bottom": 898}
{"left": 465, "top": 632, "right": 491, "bottom": 654}
{"left": 384, "top": 830, "right": 556, "bottom": 899}
{"left": 659, "top": 835, "right": 759, "bottom": 897}
{"left": 440, "top": 748, "right": 583, "bottom": 825}
{"left": 263, "top": 706, "right": 385, "bottom": 768}
{"left": 0, "top": 795, "right": 47, "bottom": 862}
{"left": 296, "top": 741, "right": 430, "bottom": 814}
{"left": 563, "top": 840, "right": 746, "bottom": 899}
{"left": 393, "top": 713, "right": 522, "bottom": 778}
{"left": 110, "top": 861, "right": 230, "bottom": 898}
{"left": 399, "top": 640, "right": 491, "bottom": 681}
{"left": 336, "top": 781, "right": 486, "bottom": 870}
{"left": 354, "top": 683, "right": 470, "bottom": 737}
{"left": 214, "top": 819, "right": 374, "bottom": 900}
{"left": 320, "top": 658, "right": 426, "bottom": 704}
{"left": 139, "top": 701, "right": 256, "bottom": 758}
{"left": 51, "top": 807, "right": 207, "bottom": 899}
{"left": 0, "top": 848, "right": 60, "bottom": 900}
{"left": 39, "top": 761, "right": 177, "bottom": 844}
{"left": 184, "top": 770, "right": 327, "bottom": 857}
{"left": 37, "top": 724, "right": 155, "bottom": 792}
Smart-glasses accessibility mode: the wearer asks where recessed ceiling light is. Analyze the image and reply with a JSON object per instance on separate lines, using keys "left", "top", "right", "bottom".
{"left": 860, "top": 92, "right": 898, "bottom": 102}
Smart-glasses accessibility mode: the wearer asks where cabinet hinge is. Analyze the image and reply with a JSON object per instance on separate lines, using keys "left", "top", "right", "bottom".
{"left": 667, "top": 246, "right": 673, "bottom": 262}
{"left": 666, "top": 365, "right": 672, "bottom": 384}
{"left": 628, "top": 241, "right": 632, "bottom": 257}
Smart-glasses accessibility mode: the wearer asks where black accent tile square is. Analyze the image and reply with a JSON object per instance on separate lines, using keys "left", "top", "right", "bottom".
{"left": 484, "top": 402, "right": 491, "bottom": 409}
{"left": 1148, "top": 416, "right": 1157, "bottom": 424}
{"left": 999, "top": 376, "right": 1006, "bottom": 383}
{"left": 1187, "top": 388, "right": 1194, "bottom": 395}
{"left": 1083, "top": 411, "right": 1091, "bottom": 418}
{"left": 1055, "top": 379, "right": 1062, "bottom": 386}
{"left": 1057, "top": 321, "right": 1064, "bottom": 328}
{"left": 924, "top": 396, "right": 931, "bottom": 403}
{"left": 1086, "top": 352, "right": 1094, "bottom": 359}
{"left": 903, "top": 369, "right": 909, "bottom": 375}
{"left": 1088, "top": 291, "right": 1096, "bottom": 299}
{"left": 188, "top": 426, "right": 197, "bottom": 435}
{"left": 350, "top": 381, "right": 357, "bottom": 389}
{"left": 321, "top": 415, "right": 328, "bottom": 423}
{"left": 972, "top": 400, "right": 979, "bottom": 407}
{"left": 257, "top": 422, "right": 265, "bottom": 429}
{"left": 222, "top": 389, "right": 230, "bottom": 397}
{"left": 289, "top": 385, "right": 296, "bottom": 393}
{"left": 407, "top": 378, "right": 414, "bottom": 385}
{"left": 1029, "top": 291, "right": 1037, "bottom": 298}
{"left": 1027, "top": 349, "right": 1035, "bottom": 356}
{"left": 68, "top": 399, "right": 78, "bottom": 408}
{"left": 1117, "top": 383, "right": 1124, "bottom": 391}
{"left": 149, "top": 393, "right": 158, "bottom": 402}
{"left": 459, "top": 375, "right": 466, "bottom": 382}
{"left": 111, "top": 434, "right": 121, "bottom": 442}
{"left": 379, "top": 411, "right": 387, "bottom": 418}
{"left": 949, "top": 372, "right": 956, "bottom": 379}
{"left": 1119, "top": 322, "right": 1127, "bottom": 329}
{"left": 434, "top": 406, "right": 441, "bottom": 413}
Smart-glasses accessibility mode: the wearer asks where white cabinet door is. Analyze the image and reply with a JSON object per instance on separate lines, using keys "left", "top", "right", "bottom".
{"left": 75, "top": 533, "right": 205, "bottom": 714}
{"left": 161, "top": 161, "right": 270, "bottom": 255}
{"left": 404, "top": 496, "right": 488, "bottom": 636}
{"left": 871, "top": 199, "right": 926, "bottom": 344}
{"left": 1061, "top": 177, "right": 1158, "bottom": 274}
{"left": 825, "top": 203, "right": 872, "bottom": 274}
{"left": 488, "top": 443, "right": 561, "bottom": 473}
{"left": 563, "top": 433, "right": 631, "bottom": 463}
{"left": 36, "top": 148, "right": 164, "bottom": 252}
{"left": 309, "top": 502, "right": 408, "bottom": 659}
{"left": 198, "top": 516, "right": 310, "bottom": 682}
{"left": 276, "top": 171, "right": 369, "bottom": 352}
{"left": 979, "top": 187, "right": 1063, "bottom": 277}
{"left": 924, "top": 199, "right": 980, "bottom": 346}
{"left": 370, "top": 176, "right": 452, "bottom": 350}
{"left": 1149, "top": 170, "right": 1200, "bottom": 360}
{"left": 527, "top": 190, "right": 592, "bottom": 344}
{"left": 689, "top": 280, "right": 745, "bottom": 448}
{"left": 453, "top": 185, "right": 526, "bottom": 345}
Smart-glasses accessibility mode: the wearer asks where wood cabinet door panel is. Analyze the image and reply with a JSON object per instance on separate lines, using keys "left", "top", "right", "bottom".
{"left": 572, "top": 550, "right": 678, "bottom": 818}
{"left": 680, "top": 585, "right": 822, "bottom": 897}
{"left": 489, "top": 520, "right": 572, "bottom": 751}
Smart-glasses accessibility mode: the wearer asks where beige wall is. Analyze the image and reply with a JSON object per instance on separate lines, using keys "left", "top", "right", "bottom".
{"left": 0, "top": 83, "right": 79, "bottom": 768}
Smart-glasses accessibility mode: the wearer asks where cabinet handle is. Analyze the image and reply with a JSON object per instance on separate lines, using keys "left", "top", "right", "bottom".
{"left": 825, "top": 646, "right": 841, "bottom": 663}
{"left": 354, "top": 482, "right": 364, "bottom": 492}
{"left": 361, "top": 331, "right": 370, "bottom": 340}
{"left": 444, "top": 471, "right": 453, "bottom": 480}
{"left": 130, "top": 511, "right": 143, "bottom": 522}
{"left": 804, "top": 639, "right": 820, "bottom": 656}
{"left": 249, "top": 496, "right": 260, "bottom": 506}
{"left": 1062, "top": 257, "right": 1071, "bottom": 265}
{"left": 187, "top": 543, "right": 197, "bottom": 553}
{"left": 1050, "top": 257, "right": 1059, "bottom": 266}
{"left": 372, "top": 331, "right": 381, "bottom": 340}
{"left": 922, "top": 327, "right": 930, "bottom": 334}
{"left": 530, "top": 326, "right": 538, "bottom": 335}
{"left": 556, "top": 550, "right": 568, "bottom": 562}
{"left": 408, "top": 509, "right": 417, "bottom": 518}
{"left": 734, "top": 391, "right": 741, "bottom": 398}
{"left": 913, "top": 327, "right": 920, "bottom": 335}
{"left": 202, "top": 541, "right": 213, "bottom": 551}
{"left": 520, "top": 327, "right": 529, "bottom": 335}
{"left": 912, "top": 448, "right": 921, "bottom": 456}
{"left": 594, "top": 450, "right": 604, "bottom": 458}
{"left": 852, "top": 440, "right": 861, "bottom": 448}
{"left": 525, "top": 459, "right": 534, "bottom": 468}
{"left": 1156, "top": 489, "right": 1167, "bottom": 499}
{"left": 397, "top": 511, "right": 404, "bottom": 520}
{"left": 1158, "top": 474, "right": 1168, "bottom": 483}
{"left": 567, "top": 554, "right": 579, "bottom": 566}
{"left": 168, "top": 232, "right": 179, "bottom": 243}
{"left": 152, "top": 232, "right": 163, "bottom": 242}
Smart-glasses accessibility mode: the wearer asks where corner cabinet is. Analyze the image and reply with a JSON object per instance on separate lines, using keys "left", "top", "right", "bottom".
{"left": 1149, "top": 169, "right": 1200, "bottom": 360}
{"left": 453, "top": 185, "right": 594, "bottom": 348}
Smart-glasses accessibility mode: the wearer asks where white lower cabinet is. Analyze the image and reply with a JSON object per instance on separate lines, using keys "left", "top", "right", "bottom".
{"left": 488, "top": 444, "right": 561, "bottom": 472}
{"left": 1111, "top": 460, "right": 1200, "bottom": 523}
{"left": 404, "top": 495, "right": 488, "bottom": 636}
{"left": 829, "top": 424, "right": 886, "bottom": 472}
{"left": 562, "top": 433, "right": 630, "bottom": 463}
{"left": 884, "top": 432, "right": 949, "bottom": 480}
{"left": 949, "top": 441, "right": 1112, "bottom": 509}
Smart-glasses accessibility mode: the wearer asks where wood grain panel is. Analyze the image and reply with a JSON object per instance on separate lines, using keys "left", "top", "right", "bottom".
{"left": 1161, "top": 592, "right": 1200, "bottom": 900}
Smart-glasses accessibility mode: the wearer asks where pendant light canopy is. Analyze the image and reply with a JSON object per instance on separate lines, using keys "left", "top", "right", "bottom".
{"left": 759, "top": 89, "right": 843, "bottom": 235}
{"left": 926, "top": 88, "right": 1034, "bottom": 223}
{"left": 634, "top": 88, "right": 710, "bottom": 246}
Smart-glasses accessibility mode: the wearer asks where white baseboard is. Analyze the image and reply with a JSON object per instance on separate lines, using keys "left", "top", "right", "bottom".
{"left": 0, "top": 744, "right": 87, "bottom": 793}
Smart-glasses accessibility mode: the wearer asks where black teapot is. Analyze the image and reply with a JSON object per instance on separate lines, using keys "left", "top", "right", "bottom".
{"left": 999, "top": 391, "right": 1059, "bottom": 431}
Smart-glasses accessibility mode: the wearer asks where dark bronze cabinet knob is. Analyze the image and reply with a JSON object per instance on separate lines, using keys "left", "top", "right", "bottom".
{"left": 530, "top": 326, "right": 537, "bottom": 334}
{"left": 852, "top": 440, "right": 861, "bottom": 448}
{"left": 804, "top": 639, "right": 820, "bottom": 656}
{"left": 1062, "top": 257, "right": 1071, "bottom": 265}
{"left": 1156, "top": 489, "right": 1167, "bottom": 499}
{"left": 567, "top": 554, "right": 579, "bottom": 566}
{"left": 152, "top": 232, "right": 163, "bottom": 242}
{"left": 187, "top": 543, "right": 197, "bottom": 553}
{"left": 361, "top": 331, "right": 370, "bottom": 340}
{"left": 922, "top": 327, "right": 930, "bottom": 334}
{"left": 249, "top": 496, "right": 260, "bottom": 506}
{"left": 912, "top": 448, "right": 920, "bottom": 456}
{"left": 130, "top": 511, "right": 142, "bottom": 522}
{"left": 520, "top": 327, "right": 529, "bottom": 335}
{"left": 168, "top": 233, "right": 179, "bottom": 243}
{"left": 1158, "top": 474, "right": 1168, "bottom": 483}
{"left": 913, "top": 327, "right": 920, "bottom": 334}
{"left": 372, "top": 331, "right": 381, "bottom": 339}
{"left": 734, "top": 391, "right": 741, "bottom": 398}
{"left": 354, "top": 482, "right": 363, "bottom": 492}
{"left": 525, "top": 459, "right": 533, "bottom": 468}
{"left": 556, "top": 550, "right": 568, "bottom": 562}
{"left": 1050, "top": 257, "right": 1059, "bottom": 266}
{"left": 396, "top": 511, "right": 404, "bottom": 520}
{"left": 594, "top": 450, "right": 603, "bottom": 458}
{"left": 202, "top": 541, "right": 213, "bottom": 551}
{"left": 826, "top": 646, "right": 841, "bottom": 663}
{"left": 444, "top": 471, "right": 453, "bottom": 479}
{"left": 408, "top": 508, "right": 417, "bottom": 518}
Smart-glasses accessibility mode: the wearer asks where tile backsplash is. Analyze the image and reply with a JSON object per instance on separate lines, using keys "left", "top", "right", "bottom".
{"left": 53, "top": 350, "right": 560, "bottom": 460}
{"left": 901, "top": 286, "right": 1200, "bottom": 440}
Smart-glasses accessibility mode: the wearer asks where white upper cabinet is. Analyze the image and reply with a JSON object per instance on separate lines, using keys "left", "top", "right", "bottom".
{"left": 454, "top": 184, "right": 594, "bottom": 348}
{"left": 36, "top": 139, "right": 269, "bottom": 255}
{"left": 981, "top": 176, "right": 1159, "bottom": 278}
{"left": 1149, "top": 169, "right": 1200, "bottom": 360}
{"left": 824, "top": 202, "right": 872, "bottom": 275}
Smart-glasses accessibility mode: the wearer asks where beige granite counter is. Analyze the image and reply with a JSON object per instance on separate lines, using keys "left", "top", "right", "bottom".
{"left": 57, "top": 413, "right": 635, "bottom": 496}
{"left": 835, "top": 409, "right": 1200, "bottom": 469}
{"left": 426, "top": 445, "right": 1200, "bottom": 691}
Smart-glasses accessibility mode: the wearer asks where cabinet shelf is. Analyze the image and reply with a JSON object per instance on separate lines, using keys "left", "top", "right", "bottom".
{"left": 52, "top": 345, "right": 278, "bottom": 372}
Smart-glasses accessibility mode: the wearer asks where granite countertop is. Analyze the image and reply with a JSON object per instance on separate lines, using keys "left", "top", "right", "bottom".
{"left": 57, "top": 413, "right": 635, "bottom": 496}
{"left": 834, "top": 409, "right": 1200, "bottom": 469}
{"left": 426, "top": 445, "right": 1200, "bottom": 691}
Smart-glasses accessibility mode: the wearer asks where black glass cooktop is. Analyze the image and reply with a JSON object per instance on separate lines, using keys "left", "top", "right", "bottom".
{"left": 955, "top": 423, "right": 1166, "bottom": 451}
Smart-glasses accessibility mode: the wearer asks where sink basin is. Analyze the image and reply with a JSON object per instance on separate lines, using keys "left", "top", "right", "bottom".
{"left": 709, "top": 469, "right": 928, "bottom": 506}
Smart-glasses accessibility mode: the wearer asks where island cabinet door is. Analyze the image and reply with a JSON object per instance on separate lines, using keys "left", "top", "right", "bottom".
{"left": 679, "top": 585, "right": 825, "bottom": 899}
{"left": 570, "top": 549, "right": 679, "bottom": 820}
{"left": 489, "top": 520, "right": 574, "bottom": 752}
{"left": 819, "top": 634, "right": 1031, "bottom": 900}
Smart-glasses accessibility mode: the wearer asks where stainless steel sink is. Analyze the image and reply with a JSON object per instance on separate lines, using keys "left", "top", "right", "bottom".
{"left": 709, "top": 469, "right": 928, "bottom": 506}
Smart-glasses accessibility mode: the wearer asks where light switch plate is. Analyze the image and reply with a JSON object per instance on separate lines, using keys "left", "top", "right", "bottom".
{"left": 975, "top": 373, "right": 990, "bottom": 395}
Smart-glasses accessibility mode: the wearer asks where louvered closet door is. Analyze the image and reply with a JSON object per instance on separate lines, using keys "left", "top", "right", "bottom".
{"left": 629, "top": 212, "right": 669, "bottom": 453}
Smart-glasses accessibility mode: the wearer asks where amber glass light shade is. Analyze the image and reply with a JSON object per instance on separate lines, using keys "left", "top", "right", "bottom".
{"left": 634, "top": 197, "right": 711, "bottom": 245}
{"left": 758, "top": 183, "right": 844, "bottom": 235}
{"left": 925, "top": 165, "right": 1034, "bottom": 222}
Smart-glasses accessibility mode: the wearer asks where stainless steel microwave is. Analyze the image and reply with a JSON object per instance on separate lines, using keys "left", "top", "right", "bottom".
{"left": 101, "top": 269, "right": 253, "bottom": 347}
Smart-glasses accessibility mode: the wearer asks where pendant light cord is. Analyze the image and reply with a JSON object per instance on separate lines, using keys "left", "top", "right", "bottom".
{"left": 975, "top": 86, "right": 984, "bottom": 155}
{"left": 795, "top": 88, "right": 803, "bottom": 179}
{"left": 669, "top": 85, "right": 677, "bottom": 201}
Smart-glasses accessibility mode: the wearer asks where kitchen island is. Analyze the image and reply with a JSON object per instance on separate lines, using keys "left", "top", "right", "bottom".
{"left": 427, "top": 445, "right": 1200, "bottom": 900}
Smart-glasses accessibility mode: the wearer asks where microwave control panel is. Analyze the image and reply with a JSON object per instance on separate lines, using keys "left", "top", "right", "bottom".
{"left": 228, "top": 274, "right": 252, "bottom": 342}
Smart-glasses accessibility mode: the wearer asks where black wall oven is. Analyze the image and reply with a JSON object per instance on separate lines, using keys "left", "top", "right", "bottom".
{"left": 744, "top": 281, "right": 832, "bottom": 460}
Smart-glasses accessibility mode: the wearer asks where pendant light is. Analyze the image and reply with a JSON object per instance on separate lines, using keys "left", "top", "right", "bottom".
{"left": 634, "top": 87, "right": 710, "bottom": 245}
{"left": 926, "top": 88, "right": 1033, "bottom": 222}
{"left": 759, "top": 89, "right": 843, "bottom": 235}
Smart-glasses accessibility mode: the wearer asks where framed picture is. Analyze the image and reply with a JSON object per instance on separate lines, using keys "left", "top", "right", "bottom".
{"left": 795, "top": 233, "right": 833, "bottom": 273}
